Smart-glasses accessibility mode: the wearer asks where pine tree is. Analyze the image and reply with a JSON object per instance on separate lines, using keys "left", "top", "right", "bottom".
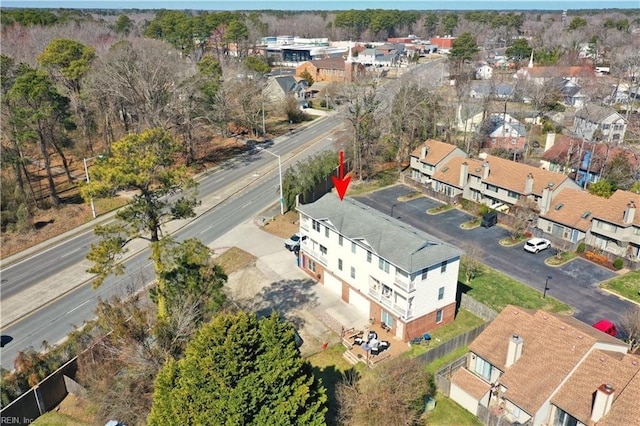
{"left": 148, "top": 311, "right": 328, "bottom": 425}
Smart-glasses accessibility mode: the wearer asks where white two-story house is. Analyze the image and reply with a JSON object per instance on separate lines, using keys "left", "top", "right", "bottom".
{"left": 296, "top": 193, "right": 463, "bottom": 342}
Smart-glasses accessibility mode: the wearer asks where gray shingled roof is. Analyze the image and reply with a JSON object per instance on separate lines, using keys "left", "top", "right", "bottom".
{"left": 575, "top": 104, "right": 620, "bottom": 122}
{"left": 296, "top": 193, "right": 463, "bottom": 273}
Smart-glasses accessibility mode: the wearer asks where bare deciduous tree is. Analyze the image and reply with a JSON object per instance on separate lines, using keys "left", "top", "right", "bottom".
{"left": 461, "top": 241, "right": 485, "bottom": 283}
{"left": 336, "top": 357, "right": 433, "bottom": 426}
{"left": 619, "top": 306, "right": 640, "bottom": 354}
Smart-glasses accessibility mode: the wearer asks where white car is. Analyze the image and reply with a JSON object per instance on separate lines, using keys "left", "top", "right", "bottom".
{"left": 524, "top": 238, "right": 551, "bottom": 253}
{"left": 284, "top": 233, "right": 305, "bottom": 251}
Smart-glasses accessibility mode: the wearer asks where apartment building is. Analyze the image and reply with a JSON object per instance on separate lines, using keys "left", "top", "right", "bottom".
{"left": 296, "top": 193, "right": 463, "bottom": 342}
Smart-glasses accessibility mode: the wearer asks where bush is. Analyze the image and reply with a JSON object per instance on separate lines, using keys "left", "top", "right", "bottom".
{"left": 576, "top": 243, "right": 586, "bottom": 253}
{"left": 478, "top": 204, "right": 491, "bottom": 216}
{"left": 613, "top": 258, "right": 624, "bottom": 270}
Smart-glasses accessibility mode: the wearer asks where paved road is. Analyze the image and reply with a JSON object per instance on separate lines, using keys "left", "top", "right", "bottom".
{"left": 0, "top": 115, "right": 346, "bottom": 370}
{"left": 354, "top": 185, "right": 633, "bottom": 328}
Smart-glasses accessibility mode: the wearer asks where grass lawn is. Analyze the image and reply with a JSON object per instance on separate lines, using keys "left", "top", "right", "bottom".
{"left": 601, "top": 270, "right": 640, "bottom": 303}
{"left": 423, "top": 392, "right": 483, "bottom": 426}
{"left": 459, "top": 266, "right": 572, "bottom": 314}
{"left": 404, "top": 309, "right": 485, "bottom": 358}
{"left": 397, "top": 191, "right": 423, "bottom": 201}
{"left": 32, "top": 412, "right": 92, "bottom": 426}
{"left": 545, "top": 251, "right": 577, "bottom": 266}
{"left": 427, "top": 204, "right": 454, "bottom": 214}
{"left": 460, "top": 218, "right": 481, "bottom": 229}
{"left": 347, "top": 169, "right": 399, "bottom": 195}
{"left": 214, "top": 246, "right": 257, "bottom": 274}
{"left": 424, "top": 345, "right": 469, "bottom": 376}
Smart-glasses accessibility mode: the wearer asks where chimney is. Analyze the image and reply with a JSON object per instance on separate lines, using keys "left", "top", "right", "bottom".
{"left": 623, "top": 201, "right": 636, "bottom": 224}
{"left": 459, "top": 162, "right": 469, "bottom": 187}
{"left": 544, "top": 133, "right": 556, "bottom": 152}
{"left": 505, "top": 334, "right": 524, "bottom": 368}
{"left": 525, "top": 173, "right": 534, "bottom": 194}
{"left": 540, "top": 185, "right": 554, "bottom": 214}
{"left": 591, "top": 383, "right": 615, "bottom": 422}
{"left": 482, "top": 162, "right": 490, "bottom": 179}
{"left": 421, "top": 146, "right": 428, "bottom": 159}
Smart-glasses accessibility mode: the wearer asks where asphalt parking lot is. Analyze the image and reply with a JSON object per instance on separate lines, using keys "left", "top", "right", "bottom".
{"left": 354, "top": 184, "right": 634, "bottom": 327}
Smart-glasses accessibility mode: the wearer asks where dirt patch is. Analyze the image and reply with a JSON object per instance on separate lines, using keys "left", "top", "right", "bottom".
{"left": 214, "top": 247, "right": 257, "bottom": 275}
{"left": 260, "top": 211, "right": 300, "bottom": 239}
{"left": 53, "top": 393, "right": 96, "bottom": 424}
{"left": 223, "top": 260, "right": 336, "bottom": 358}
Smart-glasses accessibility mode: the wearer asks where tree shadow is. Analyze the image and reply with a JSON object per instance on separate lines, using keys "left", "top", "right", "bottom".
{"left": 34, "top": 218, "right": 55, "bottom": 230}
{"left": 311, "top": 365, "right": 359, "bottom": 425}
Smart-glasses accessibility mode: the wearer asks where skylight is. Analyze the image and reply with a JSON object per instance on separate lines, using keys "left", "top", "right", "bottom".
{"left": 582, "top": 211, "right": 591, "bottom": 218}
{"left": 555, "top": 203, "right": 564, "bottom": 210}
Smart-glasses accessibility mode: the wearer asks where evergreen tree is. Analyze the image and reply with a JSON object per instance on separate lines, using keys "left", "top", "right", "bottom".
{"left": 83, "top": 128, "right": 198, "bottom": 319}
{"left": 148, "top": 311, "right": 328, "bottom": 425}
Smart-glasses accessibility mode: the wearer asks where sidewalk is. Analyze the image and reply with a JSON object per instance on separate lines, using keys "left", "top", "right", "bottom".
{"left": 0, "top": 151, "right": 289, "bottom": 329}
{"left": 1, "top": 113, "right": 341, "bottom": 330}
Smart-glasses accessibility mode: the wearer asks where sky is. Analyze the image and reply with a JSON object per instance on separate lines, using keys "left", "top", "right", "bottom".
{"left": 2, "top": 0, "right": 639, "bottom": 10}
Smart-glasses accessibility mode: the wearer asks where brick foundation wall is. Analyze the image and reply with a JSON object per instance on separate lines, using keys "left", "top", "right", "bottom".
{"left": 404, "top": 302, "right": 457, "bottom": 341}
{"left": 300, "top": 252, "right": 326, "bottom": 283}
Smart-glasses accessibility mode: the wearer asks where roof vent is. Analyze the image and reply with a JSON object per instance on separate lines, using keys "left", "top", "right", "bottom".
{"left": 605, "top": 384, "right": 613, "bottom": 392}
{"left": 578, "top": 335, "right": 583, "bottom": 339}
{"left": 548, "top": 182, "right": 555, "bottom": 187}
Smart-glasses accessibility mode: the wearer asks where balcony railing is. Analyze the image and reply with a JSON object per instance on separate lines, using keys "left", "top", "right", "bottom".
{"left": 393, "top": 276, "right": 416, "bottom": 293}
{"left": 302, "top": 243, "right": 327, "bottom": 266}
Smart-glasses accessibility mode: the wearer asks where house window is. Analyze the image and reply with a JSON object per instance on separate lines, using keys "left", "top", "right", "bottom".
{"left": 338, "top": 259, "right": 343, "bottom": 271}
{"left": 325, "top": 227, "right": 329, "bottom": 238}
{"left": 378, "top": 258, "right": 390, "bottom": 273}
{"left": 350, "top": 267, "right": 356, "bottom": 279}
{"left": 312, "top": 220, "right": 320, "bottom": 232}
{"left": 441, "top": 261, "right": 447, "bottom": 273}
{"left": 339, "top": 235, "right": 343, "bottom": 246}
{"left": 511, "top": 138, "right": 517, "bottom": 144}
{"left": 367, "top": 251, "right": 372, "bottom": 263}
{"left": 436, "top": 309, "right": 443, "bottom": 324}
{"left": 492, "top": 138, "right": 497, "bottom": 144}
{"left": 309, "top": 259, "right": 316, "bottom": 273}
{"left": 421, "top": 268, "right": 428, "bottom": 280}
{"left": 486, "top": 184, "right": 498, "bottom": 192}
{"left": 507, "top": 190, "right": 519, "bottom": 198}
{"left": 474, "top": 356, "right": 492, "bottom": 381}
{"left": 320, "top": 245, "right": 327, "bottom": 255}
{"left": 351, "top": 242, "right": 356, "bottom": 254}
{"left": 438, "top": 286, "right": 445, "bottom": 300}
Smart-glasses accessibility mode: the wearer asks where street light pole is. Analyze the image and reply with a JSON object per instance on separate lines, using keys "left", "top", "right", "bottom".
{"left": 83, "top": 157, "right": 97, "bottom": 219}
{"left": 391, "top": 203, "right": 396, "bottom": 218}
{"left": 264, "top": 149, "right": 284, "bottom": 215}
{"left": 543, "top": 275, "right": 552, "bottom": 299}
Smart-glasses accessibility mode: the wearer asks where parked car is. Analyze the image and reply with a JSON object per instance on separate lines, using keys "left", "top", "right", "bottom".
{"left": 593, "top": 320, "right": 617, "bottom": 337}
{"left": 284, "top": 232, "right": 305, "bottom": 251}
{"left": 523, "top": 237, "right": 551, "bottom": 253}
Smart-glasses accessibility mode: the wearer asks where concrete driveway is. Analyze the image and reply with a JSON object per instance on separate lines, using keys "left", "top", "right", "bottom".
{"left": 354, "top": 184, "right": 633, "bottom": 327}
{"left": 212, "top": 218, "right": 369, "bottom": 357}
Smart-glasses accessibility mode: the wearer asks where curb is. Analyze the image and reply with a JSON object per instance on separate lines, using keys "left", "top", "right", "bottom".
{"left": 1, "top": 114, "right": 338, "bottom": 328}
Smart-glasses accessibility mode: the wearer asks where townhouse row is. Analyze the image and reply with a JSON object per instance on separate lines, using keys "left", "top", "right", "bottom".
{"left": 408, "top": 139, "right": 640, "bottom": 268}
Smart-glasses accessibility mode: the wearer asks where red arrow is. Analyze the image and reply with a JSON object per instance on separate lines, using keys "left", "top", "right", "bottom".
{"left": 331, "top": 150, "right": 351, "bottom": 201}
